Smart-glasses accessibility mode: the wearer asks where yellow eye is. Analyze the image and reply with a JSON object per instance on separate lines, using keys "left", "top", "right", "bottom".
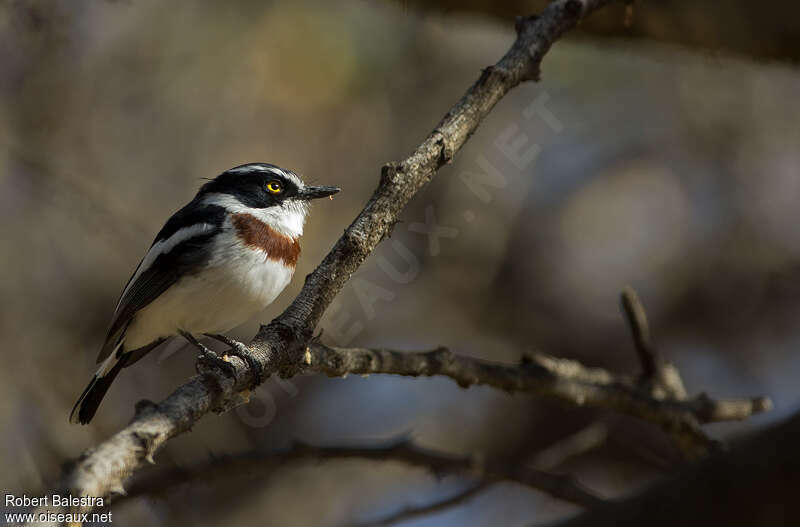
{"left": 267, "top": 181, "right": 283, "bottom": 194}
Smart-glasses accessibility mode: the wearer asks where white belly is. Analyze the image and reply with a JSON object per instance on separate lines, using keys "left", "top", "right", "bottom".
{"left": 124, "top": 244, "right": 294, "bottom": 350}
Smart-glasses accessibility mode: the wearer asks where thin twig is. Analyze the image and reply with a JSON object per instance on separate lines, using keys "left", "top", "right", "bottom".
{"left": 531, "top": 423, "right": 609, "bottom": 470}
{"left": 352, "top": 482, "right": 492, "bottom": 527}
{"left": 620, "top": 286, "right": 661, "bottom": 380}
{"left": 620, "top": 287, "right": 689, "bottom": 402}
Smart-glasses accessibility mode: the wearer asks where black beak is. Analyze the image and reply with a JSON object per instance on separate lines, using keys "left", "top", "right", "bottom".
{"left": 300, "top": 185, "right": 340, "bottom": 200}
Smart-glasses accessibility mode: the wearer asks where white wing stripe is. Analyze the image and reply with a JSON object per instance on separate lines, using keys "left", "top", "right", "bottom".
{"left": 96, "top": 341, "right": 124, "bottom": 376}
{"left": 118, "top": 223, "right": 216, "bottom": 307}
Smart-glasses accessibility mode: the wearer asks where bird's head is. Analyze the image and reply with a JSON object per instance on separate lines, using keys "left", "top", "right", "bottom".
{"left": 200, "top": 163, "right": 339, "bottom": 207}
{"left": 198, "top": 163, "right": 340, "bottom": 238}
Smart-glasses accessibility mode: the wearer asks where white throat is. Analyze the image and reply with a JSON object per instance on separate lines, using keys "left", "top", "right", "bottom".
{"left": 201, "top": 193, "right": 308, "bottom": 238}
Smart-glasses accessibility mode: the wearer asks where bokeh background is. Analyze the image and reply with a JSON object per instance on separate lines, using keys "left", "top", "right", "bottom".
{"left": 2, "top": 1, "right": 799, "bottom": 525}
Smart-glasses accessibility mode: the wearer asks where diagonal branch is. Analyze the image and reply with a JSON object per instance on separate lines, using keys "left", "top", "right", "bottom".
{"left": 55, "top": 0, "right": 623, "bottom": 513}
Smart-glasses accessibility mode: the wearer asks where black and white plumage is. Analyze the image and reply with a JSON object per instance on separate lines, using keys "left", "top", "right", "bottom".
{"left": 70, "top": 163, "right": 339, "bottom": 424}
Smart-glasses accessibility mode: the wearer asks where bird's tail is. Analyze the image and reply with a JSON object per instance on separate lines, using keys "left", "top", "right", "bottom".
{"left": 69, "top": 351, "right": 127, "bottom": 425}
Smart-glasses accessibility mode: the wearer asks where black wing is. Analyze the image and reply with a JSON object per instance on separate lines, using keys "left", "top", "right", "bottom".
{"left": 96, "top": 202, "right": 227, "bottom": 363}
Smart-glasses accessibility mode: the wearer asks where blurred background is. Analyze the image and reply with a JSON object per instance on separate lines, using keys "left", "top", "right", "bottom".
{"left": 1, "top": 0, "right": 799, "bottom": 525}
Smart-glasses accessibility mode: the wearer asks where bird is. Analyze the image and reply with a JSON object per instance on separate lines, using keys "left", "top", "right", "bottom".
{"left": 70, "top": 163, "right": 339, "bottom": 425}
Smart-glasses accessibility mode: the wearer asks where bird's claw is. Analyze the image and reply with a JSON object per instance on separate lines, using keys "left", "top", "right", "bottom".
{"left": 204, "top": 333, "right": 264, "bottom": 386}
{"left": 196, "top": 349, "right": 238, "bottom": 379}
{"left": 179, "top": 329, "right": 238, "bottom": 379}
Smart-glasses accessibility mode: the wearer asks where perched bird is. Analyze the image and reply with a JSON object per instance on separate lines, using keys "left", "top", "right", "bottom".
{"left": 70, "top": 163, "right": 339, "bottom": 424}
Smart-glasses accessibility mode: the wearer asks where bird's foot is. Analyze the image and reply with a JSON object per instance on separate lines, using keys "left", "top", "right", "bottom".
{"left": 179, "top": 330, "right": 237, "bottom": 379}
{"left": 204, "top": 333, "right": 264, "bottom": 386}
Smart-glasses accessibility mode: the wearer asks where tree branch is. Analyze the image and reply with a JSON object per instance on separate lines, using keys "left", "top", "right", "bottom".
{"left": 305, "top": 341, "right": 770, "bottom": 458}
{"left": 121, "top": 439, "right": 605, "bottom": 509}
{"left": 54, "top": 0, "right": 625, "bottom": 515}
{"left": 351, "top": 422, "right": 608, "bottom": 527}
{"left": 118, "top": 424, "right": 609, "bottom": 526}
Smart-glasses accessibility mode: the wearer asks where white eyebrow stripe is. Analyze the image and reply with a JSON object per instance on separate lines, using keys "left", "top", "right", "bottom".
{"left": 227, "top": 164, "right": 288, "bottom": 177}
{"left": 223, "top": 164, "right": 304, "bottom": 188}
{"left": 117, "top": 223, "right": 216, "bottom": 310}
{"left": 227, "top": 165, "right": 265, "bottom": 173}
